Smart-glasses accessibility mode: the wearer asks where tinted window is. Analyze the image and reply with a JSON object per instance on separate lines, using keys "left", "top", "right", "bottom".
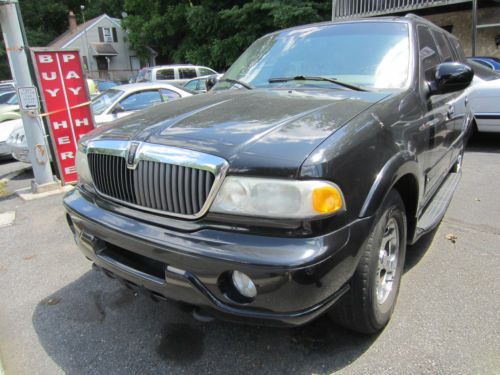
{"left": 418, "top": 26, "right": 441, "bottom": 81}
{"left": 118, "top": 90, "right": 161, "bottom": 111}
{"left": 431, "top": 30, "right": 453, "bottom": 62}
{"left": 179, "top": 68, "right": 197, "bottom": 79}
{"left": 199, "top": 68, "right": 216, "bottom": 76}
{"left": 156, "top": 69, "right": 174, "bottom": 80}
{"left": 160, "top": 88, "right": 181, "bottom": 101}
{"left": 221, "top": 22, "right": 410, "bottom": 90}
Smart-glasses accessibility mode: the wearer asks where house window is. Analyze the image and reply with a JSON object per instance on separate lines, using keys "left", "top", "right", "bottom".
{"left": 103, "top": 27, "right": 113, "bottom": 42}
{"left": 98, "top": 27, "right": 118, "bottom": 43}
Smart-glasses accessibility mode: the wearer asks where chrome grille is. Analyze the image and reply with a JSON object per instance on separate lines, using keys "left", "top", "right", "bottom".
{"left": 88, "top": 153, "right": 215, "bottom": 216}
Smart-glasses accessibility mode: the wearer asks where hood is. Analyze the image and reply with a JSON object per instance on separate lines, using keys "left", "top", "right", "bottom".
{"left": 87, "top": 89, "right": 390, "bottom": 177}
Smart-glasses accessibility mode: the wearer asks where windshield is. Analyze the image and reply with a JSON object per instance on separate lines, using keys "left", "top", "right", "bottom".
{"left": 91, "top": 89, "right": 123, "bottom": 115}
{"left": 219, "top": 22, "right": 410, "bottom": 91}
{"left": 136, "top": 69, "right": 152, "bottom": 82}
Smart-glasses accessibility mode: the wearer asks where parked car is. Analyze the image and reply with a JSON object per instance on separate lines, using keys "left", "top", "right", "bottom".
{"left": 184, "top": 74, "right": 222, "bottom": 93}
{"left": 4, "top": 119, "right": 28, "bottom": 162}
{"left": 91, "top": 82, "right": 194, "bottom": 125}
{"left": 5, "top": 82, "right": 194, "bottom": 163}
{"left": 136, "top": 65, "right": 218, "bottom": 85}
{"left": 65, "top": 15, "right": 474, "bottom": 334}
{"left": 466, "top": 60, "right": 500, "bottom": 133}
{"left": 0, "top": 118, "right": 22, "bottom": 159}
{"left": 469, "top": 56, "right": 500, "bottom": 72}
{"left": 0, "top": 94, "right": 20, "bottom": 123}
{"left": 0, "top": 91, "right": 16, "bottom": 105}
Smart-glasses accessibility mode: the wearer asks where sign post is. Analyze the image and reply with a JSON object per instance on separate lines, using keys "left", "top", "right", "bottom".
{"left": 0, "top": 0, "right": 56, "bottom": 190}
{"left": 32, "top": 50, "right": 95, "bottom": 184}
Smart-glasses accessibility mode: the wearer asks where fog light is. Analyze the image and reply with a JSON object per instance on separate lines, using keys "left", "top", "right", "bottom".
{"left": 232, "top": 271, "right": 257, "bottom": 299}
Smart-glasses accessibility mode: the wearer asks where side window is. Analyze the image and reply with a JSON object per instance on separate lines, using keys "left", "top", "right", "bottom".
{"left": 449, "top": 38, "right": 467, "bottom": 63}
{"left": 199, "top": 68, "right": 215, "bottom": 76}
{"left": 431, "top": 30, "right": 453, "bottom": 62}
{"left": 179, "top": 68, "right": 197, "bottom": 79}
{"left": 156, "top": 69, "right": 174, "bottom": 80}
{"left": 160, "top": 88, "right": 181, "bottom": 102}
{"left": 118, "top": 90, "right": 162, "bottom": 111}
{"left": 184, "top": 80, "right": 198, "bottom": 91}
{"left": 417, "top": 26, "right": 441, "bottom": 81}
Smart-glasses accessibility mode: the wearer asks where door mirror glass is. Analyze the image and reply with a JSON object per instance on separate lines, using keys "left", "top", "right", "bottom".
{"left": 429, "top": 62, "right": 473, "bottom": 95}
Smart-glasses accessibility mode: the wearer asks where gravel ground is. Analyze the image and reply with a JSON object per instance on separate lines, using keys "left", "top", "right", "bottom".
{"left": 0, "top": 134, "right": 498, "bottom": 375}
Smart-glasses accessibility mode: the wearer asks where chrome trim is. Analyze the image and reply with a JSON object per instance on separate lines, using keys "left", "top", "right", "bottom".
{"left": 85, "top": 139, "right": 229, "bottom": 220}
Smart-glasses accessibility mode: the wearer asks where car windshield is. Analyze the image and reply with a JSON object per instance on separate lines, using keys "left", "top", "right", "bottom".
{"left": 91, "top": 89, "right": 123, "bottom": 115}
{"left": 218, "top": 22, "right": 410, "bottom": 91}
{"left": 136, "top": 69, "right": 152, "bottom": 82}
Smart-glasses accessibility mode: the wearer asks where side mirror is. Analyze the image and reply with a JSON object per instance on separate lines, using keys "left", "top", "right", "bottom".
{"left": 205, "top": 76, "right": 218, "bottom": 92}
{"left": 112, "top": 104, "right": 125, "bottom": 115}
{"left": 429, "top": 62, "right": 474, "bottom": 96}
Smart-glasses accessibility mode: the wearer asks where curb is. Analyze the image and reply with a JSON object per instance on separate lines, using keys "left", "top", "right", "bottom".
{"left": 0, "top": 166, "right": 31, "bottom": 184}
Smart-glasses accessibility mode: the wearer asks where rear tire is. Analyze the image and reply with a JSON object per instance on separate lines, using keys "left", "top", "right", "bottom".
{"left": 329, "top": 190, "right": 407, "bottom": 334}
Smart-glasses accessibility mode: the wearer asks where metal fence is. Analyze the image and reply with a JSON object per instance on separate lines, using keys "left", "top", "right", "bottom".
{"left": 332, "top": 0, "right": 472, "bottom": 19}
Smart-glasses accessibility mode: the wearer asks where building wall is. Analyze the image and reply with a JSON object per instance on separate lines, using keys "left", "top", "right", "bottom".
{"left": 423, "top": 6, "right": 500, "bottom": 58}
{"left": 64, "top": 17, "right": 141, "bottom": 81}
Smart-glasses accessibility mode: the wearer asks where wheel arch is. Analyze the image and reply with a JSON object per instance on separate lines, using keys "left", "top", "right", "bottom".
{"left": 359, "top": 151, "right": 421, "bottom": 243}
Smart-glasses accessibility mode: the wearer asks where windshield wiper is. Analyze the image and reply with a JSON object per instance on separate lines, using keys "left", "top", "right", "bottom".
{"left": 219, "top": 78, "right": 253, "bottom": 90}
{"left": 268, "top": 75, "right": 368, "bottom": 92}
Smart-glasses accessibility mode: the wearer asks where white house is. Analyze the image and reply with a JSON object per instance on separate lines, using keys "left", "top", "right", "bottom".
{"left": 48, "top": 12, "right": 156, "bottom": 81}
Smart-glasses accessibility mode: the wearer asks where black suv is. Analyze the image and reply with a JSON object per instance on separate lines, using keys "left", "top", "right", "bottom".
{"left": 65, "top": 15, "right": 474, "bottom": 334}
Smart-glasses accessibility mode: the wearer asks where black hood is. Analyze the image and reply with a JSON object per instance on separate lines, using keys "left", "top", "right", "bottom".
{"left": 86, "top": 88, "right": 389, "bottom": 177}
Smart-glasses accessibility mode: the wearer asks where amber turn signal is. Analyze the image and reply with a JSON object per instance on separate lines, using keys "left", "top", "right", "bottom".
{"left": 312, "top": 186, "right": 343, "bottom": 214}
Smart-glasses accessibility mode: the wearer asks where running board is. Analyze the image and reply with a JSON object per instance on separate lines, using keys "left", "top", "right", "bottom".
{"left": 415, "top": 171, "right": 461, "bottom": 238}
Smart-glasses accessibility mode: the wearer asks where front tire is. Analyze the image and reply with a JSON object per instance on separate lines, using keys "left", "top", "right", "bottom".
{"left": 329, "top": 190, "right": 407, "bottom": 334}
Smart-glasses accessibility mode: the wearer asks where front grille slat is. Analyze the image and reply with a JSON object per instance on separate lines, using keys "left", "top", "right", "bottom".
{"left": 88, "top": 153, "right": 216, "bottom": 217}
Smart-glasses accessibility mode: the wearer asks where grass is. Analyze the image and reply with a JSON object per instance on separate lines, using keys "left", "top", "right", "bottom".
{"left": 0, "top": 180, "right": 13, "bottom": 198}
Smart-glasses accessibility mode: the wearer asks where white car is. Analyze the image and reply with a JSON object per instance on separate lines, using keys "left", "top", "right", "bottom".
{"left": 135, "top": 65, "right": 218, "bottom": 85}
{"left": 466, "top": 60, "right": 500, "bottom": 133}
{"left": 92, "top": 82, "right": 194, "bottom": 125}
{"left": 6, "top": 82, "right": 194, "bottom": 163}
{"left": 0, "top": 119, "right": 23, "bottom": 159}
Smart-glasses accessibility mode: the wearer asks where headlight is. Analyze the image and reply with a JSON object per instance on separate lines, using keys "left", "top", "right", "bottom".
{"left": 75, "top": 142, "right": 92, "bottom": 184}
{"left": 210, "top": 177, "right": 344, "bottom": 219}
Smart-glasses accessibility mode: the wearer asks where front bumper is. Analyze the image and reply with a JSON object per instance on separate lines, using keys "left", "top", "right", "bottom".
{"left": 64, "top": 188, "right": 373, "bottom": 326}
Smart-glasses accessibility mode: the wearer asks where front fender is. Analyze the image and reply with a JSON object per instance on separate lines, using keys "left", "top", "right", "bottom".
{"left": 359, "top": 151, "right": 421, "bottom": 218}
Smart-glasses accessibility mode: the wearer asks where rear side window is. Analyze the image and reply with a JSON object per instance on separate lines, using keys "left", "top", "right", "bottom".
{"left": 160, "top": 88, "right": 181, "bottom": 101}
{"left": 156, "top": 69, "right": 174, "bottom": 80}
{"left": 179, "top": 68, "right": 197, "bottom": 79}
{"left": 199, "top": 68, "right": 216, "bottom": 76}
{"left": 417, "top": 26, "right": 441, "bottom": 81}
{"left": 431, "top": 30, "right": 453, "bottom": 62}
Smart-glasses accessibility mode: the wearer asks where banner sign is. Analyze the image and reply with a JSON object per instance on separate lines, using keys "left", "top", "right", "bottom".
{"left": 32, "top": 50, "right": 94, "bottom": 184}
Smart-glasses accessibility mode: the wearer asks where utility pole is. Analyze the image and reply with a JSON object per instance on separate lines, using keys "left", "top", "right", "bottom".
{"left": 0, "top": 0, "right": 57, "bottom": 191}
{"left": 471, "top": 0, "right": 478, "bottom": 57}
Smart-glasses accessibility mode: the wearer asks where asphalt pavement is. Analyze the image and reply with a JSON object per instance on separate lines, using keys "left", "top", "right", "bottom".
{"left": 0, "top": 133, "right": 498, "bottom": 374}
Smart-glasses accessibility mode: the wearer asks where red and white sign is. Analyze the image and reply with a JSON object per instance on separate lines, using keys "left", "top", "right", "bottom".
{"left": 33, "top": 50, "right": 95, "bottom": 184}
